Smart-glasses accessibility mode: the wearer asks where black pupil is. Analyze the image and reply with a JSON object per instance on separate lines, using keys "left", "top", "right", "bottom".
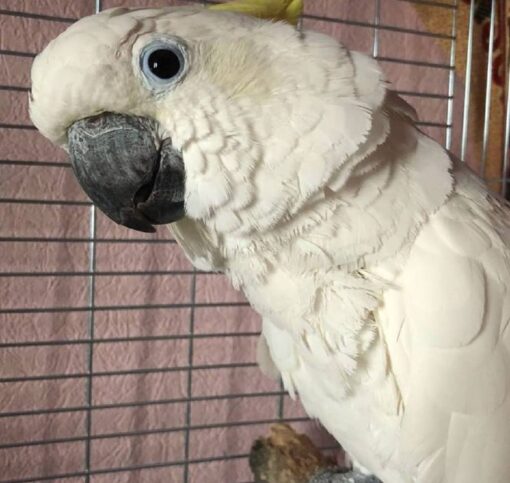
{"left": 148, "top": 49, "right": 181, "bottom": 80}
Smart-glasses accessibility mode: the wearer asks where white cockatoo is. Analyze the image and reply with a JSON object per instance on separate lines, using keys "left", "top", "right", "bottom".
{"left": 29, "top": 1, "right": 510, "bottom": 482}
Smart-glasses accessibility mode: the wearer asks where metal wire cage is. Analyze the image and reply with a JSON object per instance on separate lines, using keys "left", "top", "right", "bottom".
{"left": 0, "top": 0, "right": 507, "bottom": 482}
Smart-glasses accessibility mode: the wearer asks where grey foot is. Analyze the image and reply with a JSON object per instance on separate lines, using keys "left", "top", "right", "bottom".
{"left": 310, "top": 468, "right": 382, "bottom": 483}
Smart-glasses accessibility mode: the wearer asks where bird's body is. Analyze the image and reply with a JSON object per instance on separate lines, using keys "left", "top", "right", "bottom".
{"left": 29, "top": 3, "right": 510, "bottom": 482}
{"left": 171, "top": 82, "right": 510, "bottom": 482}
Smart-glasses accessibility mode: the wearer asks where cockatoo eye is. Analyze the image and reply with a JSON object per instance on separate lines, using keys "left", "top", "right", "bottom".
{"left": 139, "top": 38, "right": 188, "bottom": 89}
{"left": 147, "top": 49, "right": 180, "bottom": 79}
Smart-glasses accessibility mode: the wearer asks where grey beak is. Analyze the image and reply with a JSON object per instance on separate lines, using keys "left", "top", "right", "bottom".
{"left": 67, "top": 113, "right": 185, "bottom": 233}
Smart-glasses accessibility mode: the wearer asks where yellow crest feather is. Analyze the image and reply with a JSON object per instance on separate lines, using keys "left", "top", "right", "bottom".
{"left": 209, "top": 0, "right": 303, "bottom": 26}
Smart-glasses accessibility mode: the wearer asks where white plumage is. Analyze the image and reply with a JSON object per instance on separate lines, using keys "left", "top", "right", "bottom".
{"left": 29, "top": 6, "right": 510, "bottom": 482}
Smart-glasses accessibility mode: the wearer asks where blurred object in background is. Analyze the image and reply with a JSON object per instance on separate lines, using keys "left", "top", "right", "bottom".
{"left": 417, "top": 0, "right": 510, "bottom": 197}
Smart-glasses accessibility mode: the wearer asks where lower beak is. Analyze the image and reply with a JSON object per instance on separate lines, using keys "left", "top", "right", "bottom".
{"left": 67, "top": 112, "right": 185, "bottom": 233}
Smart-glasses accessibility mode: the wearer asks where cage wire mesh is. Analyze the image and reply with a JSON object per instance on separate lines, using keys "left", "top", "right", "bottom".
{"left": 0, "top": 0, "right": 508, "bottom": 481}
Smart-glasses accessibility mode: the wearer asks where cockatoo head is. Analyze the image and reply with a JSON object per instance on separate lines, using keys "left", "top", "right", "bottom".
{"left": 30, "top": 2, "right": 373, "bottom": 237}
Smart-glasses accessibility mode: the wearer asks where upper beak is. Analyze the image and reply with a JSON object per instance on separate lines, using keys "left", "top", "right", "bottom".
{"left": 67, "top": 112, "right": 185, "bottom": 233}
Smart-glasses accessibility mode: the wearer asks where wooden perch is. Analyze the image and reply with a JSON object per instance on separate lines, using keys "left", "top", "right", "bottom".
{"left": 249, "top": 423, "right": 338, "bottom": 483}
{"left": 249, "top": 424, "right": 382, "bottom": 483}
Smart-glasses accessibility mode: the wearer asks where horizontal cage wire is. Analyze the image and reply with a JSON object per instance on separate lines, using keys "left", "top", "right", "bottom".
{"left": 0, "top": 0, "right": 508, "bottom": 482}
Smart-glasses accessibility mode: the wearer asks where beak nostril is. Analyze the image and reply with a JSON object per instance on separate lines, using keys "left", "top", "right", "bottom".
{"left": 89, "top": 118, "right": 102, "bottom": 126}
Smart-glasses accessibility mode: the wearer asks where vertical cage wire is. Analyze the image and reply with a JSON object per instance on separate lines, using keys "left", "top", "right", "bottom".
{"left": 372, "top": 0, "right": 381, "bottom": 58}
{"left": 84, "top": 3, "right": 102, "bottom": 481}
{"left": 84, "top": 205, "right": 97, "bottom": 482}
{"left": 0, "top": 1, "right": 508, "bottom": 482}
{"left": 182, "top": 198, "right": 198, "bottom": 471}
{"left": 480, "top": 0, "right": 497, "bottom": 176}
{"left": 460, "top": 0, "right": 475, "bottom": 161}
{"left": 445, "top": 0, "right": 457, "bottom": 150}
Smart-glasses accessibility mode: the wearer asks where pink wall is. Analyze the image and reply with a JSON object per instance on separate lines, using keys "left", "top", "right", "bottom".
{"left": 0, "top": 1, "right": 461, "bottom": 481}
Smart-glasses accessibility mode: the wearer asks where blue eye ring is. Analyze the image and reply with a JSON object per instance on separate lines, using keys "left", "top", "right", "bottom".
{"left": 139, "top": 38, "right": 188, "bottom": 91}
